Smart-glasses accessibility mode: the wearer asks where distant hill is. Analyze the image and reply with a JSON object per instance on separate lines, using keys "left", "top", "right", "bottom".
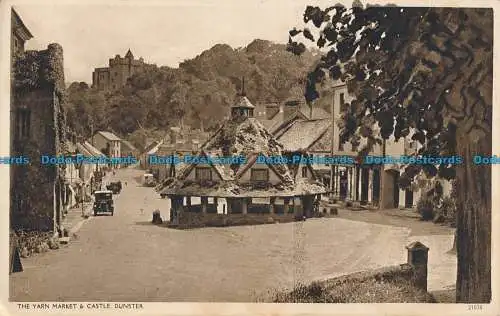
{"left": 64, "top": 39, "right": 326, "bottom": 150}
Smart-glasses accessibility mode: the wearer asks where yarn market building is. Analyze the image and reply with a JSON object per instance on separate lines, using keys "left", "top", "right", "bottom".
{"left": 157, "top": 92, "right": 328, "bottom": 228}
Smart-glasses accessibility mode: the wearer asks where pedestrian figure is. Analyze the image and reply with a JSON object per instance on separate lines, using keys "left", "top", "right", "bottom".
{"left": 125, "top": 181, "right": 127, "bottom": 186}
{"left": 140, "top": 208, "right": 144, "bottom": 214}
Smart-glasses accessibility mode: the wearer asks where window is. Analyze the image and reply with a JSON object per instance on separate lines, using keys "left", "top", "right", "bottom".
{"left": 251, "top": 169, "right": 269, "bottom": 182}
{"left": 16, "top": 109, "right": 30, "bottom": 139}
{"left": 340, "top": 92, "right": 347, "bottom": 112}
{"left": 301, "top": 166, "right": 308, "bottom": 178}
{"left": 195, "top": 167, "right": 212, "bottom": 181}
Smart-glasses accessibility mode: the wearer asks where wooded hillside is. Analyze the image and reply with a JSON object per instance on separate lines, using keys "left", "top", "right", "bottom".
{"left": 65, "top": 39, "right": 324, "bottom": 150}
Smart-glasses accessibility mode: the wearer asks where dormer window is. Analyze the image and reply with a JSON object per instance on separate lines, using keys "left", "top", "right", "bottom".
{"left": 301, "top": 166, "right": 308, "bottom": 178}
{"left": 251, "top": 169, "right": 269, "bottom": 182}
{"left": 195, "top": 167, "right": 212, "bottom": 181}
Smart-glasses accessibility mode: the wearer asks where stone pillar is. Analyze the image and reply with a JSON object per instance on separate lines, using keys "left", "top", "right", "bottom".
{"left": 350, "top": 167, "right": 354, "bottom": 200}
{"left": 368, "top": 169, "right": 373, "bottom": 203}
{"left": 269, "top": 197, "right": 275, "bottom": 214}
{"left": 201, "top": 197, "right": 208, "bottom": 214}
{"left": 399, "top": 187, "right": 406, "bottom": 208}
{"left": 226, "top": 198, "right": 232, "bottom": 214}
{"left": 355, "top": 166, "right": 360, "bottom": 201}
{"left": 169, "top": 196, "right": 178, "bottom": 224}
{"left": 406, "top": 241, "right": 429, "bottom": 291}
{"left": 241, "top": 198, "right": 248, "bottom": 214}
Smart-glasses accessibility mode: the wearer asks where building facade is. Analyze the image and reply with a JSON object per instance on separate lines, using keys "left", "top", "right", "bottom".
{"left": 158, "top": 93, "right": 327, "bottom": 228}
{"left": 254, "top": 80, "right": 449, "bottom": 210}
{"left": 91, "top": 131, "right": 121, "bottom": 165}
{"left": 92, "top": 49, "right": 145, "bottom": 91}
{"left": 11, "top": 8, "right": 33, "bottom": 58}
{"left": 10, "top": 9, "right": 67, "bottom": 232}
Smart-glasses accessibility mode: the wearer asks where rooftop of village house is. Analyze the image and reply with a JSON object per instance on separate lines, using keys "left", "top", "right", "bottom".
{"left": 157, "top": 85, "right": 327, "bottom": 198}
{"left": 275, "top": 118, "right": 332, "bottom": 152}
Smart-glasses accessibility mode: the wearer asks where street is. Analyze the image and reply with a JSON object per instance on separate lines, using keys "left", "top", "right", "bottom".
{"left": 10, "top": 168, "right": 456, "bottom": 302}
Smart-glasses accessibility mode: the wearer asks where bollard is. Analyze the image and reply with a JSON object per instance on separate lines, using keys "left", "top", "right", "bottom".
{"left": 152, "top": 210, "right": 163, "bottom": 224}
{"left": 406, "top": 241, "right": 429, "bottom": 291}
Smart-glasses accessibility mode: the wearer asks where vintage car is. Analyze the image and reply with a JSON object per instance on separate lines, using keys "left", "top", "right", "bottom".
{"left": 143, "top": 173, "right": 156, "bottom": 187}
{"left": 106, "top": 181, "right": 122, "bottom": 194}
{"left": 93, "top": 190, "right": 114, "bottom": 216}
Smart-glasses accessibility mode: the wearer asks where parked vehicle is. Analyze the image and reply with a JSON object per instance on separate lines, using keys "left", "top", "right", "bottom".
{"left": 143, "top": 173, "right": 155, "bottom": 187}
{"left": 106, "top": 181, "right": 122, "bottom": 194}
{"left": 93, "top": 190, "right": 114, "bottom": 216}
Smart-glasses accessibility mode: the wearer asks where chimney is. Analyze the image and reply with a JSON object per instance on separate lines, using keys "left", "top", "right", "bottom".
{"left": 265, "top": 103, "right": 280, "bottom": 120}
{"left": 283, "top": 100, "right": 300, "bottom": 120}
{"left": 76, "top": 135, "right": 84, "bottom": 144}
{"left": 169, "top": 127, "right": 180, "bottom": 144}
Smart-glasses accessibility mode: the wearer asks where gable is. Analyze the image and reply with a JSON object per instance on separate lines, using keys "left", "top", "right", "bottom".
{"left": 184, "top": 163, "right": 223, "bottom": 182}
{"left": 179, "top": 151, "right": 225, "bottom": 182}
{"left": 237, "top": 158, "right": 282, "bottom": 185}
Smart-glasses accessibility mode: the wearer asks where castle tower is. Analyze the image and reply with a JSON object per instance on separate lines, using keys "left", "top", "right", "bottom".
{"left": 230, "top": 77, "right": 255, "bottom": 121}
{"left": 125, "top": 49, "right": 134, "bottom": 59}
{"left": 92, "top": 49, "right": 145, "bottom": 90}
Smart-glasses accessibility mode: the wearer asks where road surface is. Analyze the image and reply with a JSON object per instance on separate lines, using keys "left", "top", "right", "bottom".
{"left": 10, "top": 168, "right": 456, "bottom": 302}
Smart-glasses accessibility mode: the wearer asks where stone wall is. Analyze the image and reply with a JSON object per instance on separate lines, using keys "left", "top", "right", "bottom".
{"left": 10, "top": 43, "right": 66, "bottom": 232}
{"left": 175, "top": 212, "right": 296, "bottom": 229}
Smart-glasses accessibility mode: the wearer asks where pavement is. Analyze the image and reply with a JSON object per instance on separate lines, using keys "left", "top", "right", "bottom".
{"left": 9, "top": 168, "right": 456, "bottom": 302}
{"left": 61, "top": 202, "right": 92, "bottom": 235}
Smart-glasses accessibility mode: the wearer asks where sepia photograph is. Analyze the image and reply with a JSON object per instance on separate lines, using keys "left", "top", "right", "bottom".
{"left": 2, "top": 0, "right": 498, "bottom": 314}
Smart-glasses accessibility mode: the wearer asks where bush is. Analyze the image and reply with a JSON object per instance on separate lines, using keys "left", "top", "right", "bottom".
{"left": 417, "top": 196, "right": 435, "bottom": 221}
{"left": 271, "top": 278, "right": 435, "bottom": 303}
{"left": 438, "top": 196, "right": 457, "bottom": 227}
{"left": 15, "top": 230, "right": 54, "bottom": 258}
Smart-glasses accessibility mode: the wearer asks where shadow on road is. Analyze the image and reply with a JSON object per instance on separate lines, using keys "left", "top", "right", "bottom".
{"left": 134, "top": 221, "right": 170, "bottom": 228}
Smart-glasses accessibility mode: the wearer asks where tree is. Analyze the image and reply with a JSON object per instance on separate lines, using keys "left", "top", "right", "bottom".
{"left": 288, "top": 3, "right": 492, "bottom": 302}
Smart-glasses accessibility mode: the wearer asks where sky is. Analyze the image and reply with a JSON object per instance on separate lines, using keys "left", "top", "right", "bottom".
{"left": 13, "top": 0, "right": 338, "bottom": 84}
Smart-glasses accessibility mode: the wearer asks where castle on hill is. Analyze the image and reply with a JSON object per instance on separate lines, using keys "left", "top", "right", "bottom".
{"left": 92, "top": 49, "right": 145, "bottom": 90}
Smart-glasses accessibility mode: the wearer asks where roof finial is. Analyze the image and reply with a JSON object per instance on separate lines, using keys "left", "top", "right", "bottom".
{"left": 241, "top": 77, "right": 246, "bottom": 97}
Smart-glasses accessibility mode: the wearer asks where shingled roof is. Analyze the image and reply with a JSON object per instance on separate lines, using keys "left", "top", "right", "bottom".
{"left": 157, "top": 113, "right": 326, "bottom": 197}
{"left": 96, "top": 131, "right": 121, "bottom": 141}
{"left": 276, "top": 119, "right": 332, "bottom": 152}
{"left": 256, "top": 102, "right": 330, "bottom": 135}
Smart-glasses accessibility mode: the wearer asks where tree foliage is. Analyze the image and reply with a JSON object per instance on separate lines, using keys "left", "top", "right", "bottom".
{"left": 65, "top": 39, "right": 322, "bottom": 149}
{"left": 289, "top": 3, "right": 492, "bottom": 303}
{"left": 288, "top": 4, "right": 492, "bottom": 182}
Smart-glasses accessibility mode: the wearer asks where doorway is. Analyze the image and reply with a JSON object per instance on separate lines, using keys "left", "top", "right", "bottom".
{"left": 361, "top": 168, "right": 369, "bottom": 204}
{"left": 405, "top": 189, "right": 414, "bottom": 208}
{"left": 372, "top": 168, "right": 380, "bottom": 204}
